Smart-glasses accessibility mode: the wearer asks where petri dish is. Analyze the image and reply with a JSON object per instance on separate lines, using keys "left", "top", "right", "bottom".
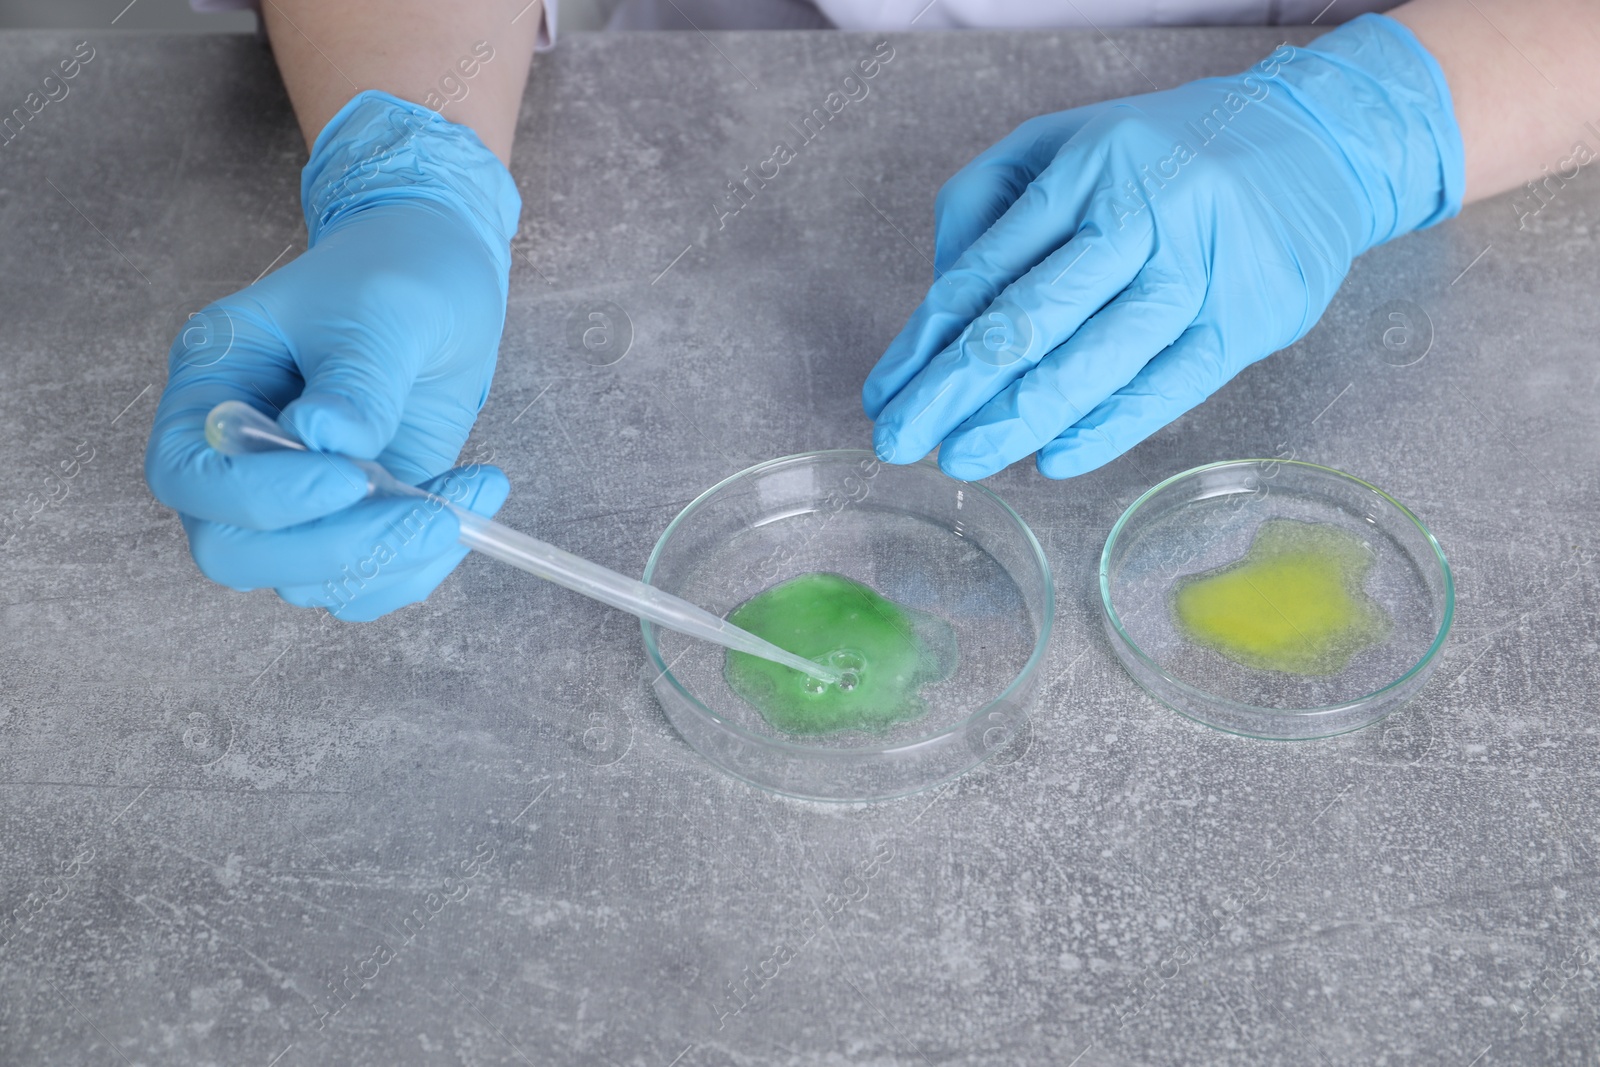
{"left": 642, "top": 451, "right": 1053, "bottom": 802}
{"left": 1100, "top": 460, "right": 1453, "bottom": 740}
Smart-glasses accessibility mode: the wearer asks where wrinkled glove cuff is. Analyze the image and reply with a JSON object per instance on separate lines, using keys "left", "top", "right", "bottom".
{"left": 1282, "top": 13, "right": 1466, "bottom": 252}
{"left": 300, "top": 90, "right": 522, "bottom": 276}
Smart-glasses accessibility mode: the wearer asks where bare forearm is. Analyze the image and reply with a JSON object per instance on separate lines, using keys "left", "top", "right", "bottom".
{"left": 259, "top": 0, "right": 540, "bottom": 163}
{"left": 1391, "top": 0, "right": 1600, "bottom": 202}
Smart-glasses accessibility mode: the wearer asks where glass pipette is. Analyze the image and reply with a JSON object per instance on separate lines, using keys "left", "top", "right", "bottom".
{"left": 203, "top": 400, "right": 844, "bottom": 685}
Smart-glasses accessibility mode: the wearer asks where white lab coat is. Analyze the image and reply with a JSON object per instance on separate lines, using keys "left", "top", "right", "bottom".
{"left": 605, "top": 0, "right": 1399, "bottom": 29}
{"left": 192, "top": 0, "right": 1397, "bottom": 38}
{"left": 817, "top": 0, "right": 1398, "bottom": 27}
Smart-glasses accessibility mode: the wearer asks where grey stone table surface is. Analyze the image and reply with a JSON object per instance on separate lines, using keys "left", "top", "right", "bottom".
{"left": 2, "top": 23, "right": 1598, "bottom": 1067}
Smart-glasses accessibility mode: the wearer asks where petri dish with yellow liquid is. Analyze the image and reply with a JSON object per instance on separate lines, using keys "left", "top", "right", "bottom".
{"left": 1100, "top": 460, "right": 1453, "bottom": 739}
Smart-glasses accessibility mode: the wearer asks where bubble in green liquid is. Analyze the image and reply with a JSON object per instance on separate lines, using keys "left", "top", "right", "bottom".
{"left": 1171, "top": 519, "right": 1391, "bottom": 676}
{"left": 724, "top": 572, "right": 958, "bottom": 735}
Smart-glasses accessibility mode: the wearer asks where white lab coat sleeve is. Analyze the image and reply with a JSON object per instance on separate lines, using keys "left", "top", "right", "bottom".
{"left": 803, "top": 0, "right": 1398, "bottom": 29}
{"left": 189, "top": 0, "right": 558, "bottom": 49}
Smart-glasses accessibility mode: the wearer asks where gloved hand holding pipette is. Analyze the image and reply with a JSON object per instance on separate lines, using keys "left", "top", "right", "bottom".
{"left": 144, "top": 90, "right": 521, "bottom": 620}
{"left": 863, "top": 14, "right": 1464, "bottom": 481}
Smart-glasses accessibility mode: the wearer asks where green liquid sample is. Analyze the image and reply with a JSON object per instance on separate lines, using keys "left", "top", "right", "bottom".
{"left": 724, "top": 572, "right": 958, "bottom": 735}
{"left": 1171, "top": 519, "right": 1391, "bottom": 676}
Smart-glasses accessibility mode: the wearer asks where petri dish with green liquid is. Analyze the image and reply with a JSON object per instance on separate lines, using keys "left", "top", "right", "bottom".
{"left": 1100, "top": 460, "right": 1453, "bottom": 740}
{"left": 642, "top": 452, "right": 1052, "bottom": 802}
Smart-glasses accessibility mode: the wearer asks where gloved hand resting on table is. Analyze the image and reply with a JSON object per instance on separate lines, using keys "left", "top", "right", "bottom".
{"left": 145, "top": 91, "right": 521, "bottom": 621}
{"left": 863, "top": 14, "right": 1465, "bottom": 481}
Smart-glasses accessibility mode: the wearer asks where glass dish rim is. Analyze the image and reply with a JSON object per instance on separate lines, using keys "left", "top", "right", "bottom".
{"left": 640, "top": 449, "right": 1055, "bottom": 757}
{"left": 1098, "top": 458, "right": 1455, "bottom": 724}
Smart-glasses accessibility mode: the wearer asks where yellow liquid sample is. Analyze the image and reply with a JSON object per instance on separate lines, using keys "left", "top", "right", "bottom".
{"left": 1170, "top": 519, "right": 1390, "bottom": 676}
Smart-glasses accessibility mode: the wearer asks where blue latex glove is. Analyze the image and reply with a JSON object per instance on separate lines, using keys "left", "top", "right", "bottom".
{"left": 863, "top": 15, "right": 1464, "bottom": 480}
{"left": 145, "top": 91, "right": 522, "bottom": 621}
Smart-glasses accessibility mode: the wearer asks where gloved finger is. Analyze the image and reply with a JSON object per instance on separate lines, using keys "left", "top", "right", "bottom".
{"left": 284, "top": 543, "right": 473, "bottom": 622}
{"left": 871, "top": 205, "right": 1150, "bottom": 465}
{"left": 280, "top": 337, "right": 422, "bottom": 464}
{"left": 284, "top": 336, "right": 493, "bottom": 488}
{"left": 862, "top": 275, "right": 999, "bottom": 423}
{"left": 938, "top": 261, "right": 1201, "bottom": 481}
{"left": 274, "top": 464, "right": 511, "bottom": 621}
{"left": 184, "top": 464, "right": 509, "bottom": 591}
{"left": 1036, "top": 322, "right": 1227, "bottom": 479}
{"left": 278, "top": 314, "right": 492, "bottom": 489}
{"left": 271, "top": 221, "right": 437, "bottom": 462}
{"left": 372, "top": 385, "right": 490, "bottom": 487}
{"left": 273, "top": 205, "right": 500, "bottom": 479}
{"left": 146, "top": 308, "right": 376, "bottom": 531}
{"left": 863, "top": 111, "right": 1140, "bottom": 420}
{"left": 932, "top": 110, "right": 1098, "bottom": 273}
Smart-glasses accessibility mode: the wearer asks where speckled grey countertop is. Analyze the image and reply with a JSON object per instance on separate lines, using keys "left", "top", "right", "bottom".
{"left": 2, "top": 24, "right": 1598, "bottom": 1067}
